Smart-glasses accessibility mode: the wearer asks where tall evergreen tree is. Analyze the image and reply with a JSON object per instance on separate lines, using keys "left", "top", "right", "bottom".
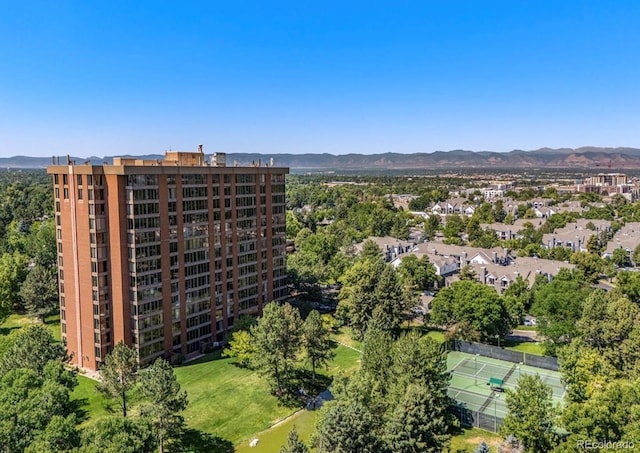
{"left": 279, "top": 426, "right": 309, "bottom": 453}
{"left": 138, "top": 358, "right": 188, "bottom": 453}
{"left": 315, "top": 401, "right": 383, "bottom": 453}
{"left": 302, "top": 310, "right": 335, "bottom": 383}
{"left": 252, "top": 302, "right": 302, "bottom": 395}
{"left": 374, "top": 265, "right": 405, "bottom": 338}
{"left": 96, "top": 341, "right": 139, "bottom": 417}
{"left": 19, "top": 264, "right": 58, "bottom": 322}
{"left": 384, "top": 383, "right": 451, "bottom": 453}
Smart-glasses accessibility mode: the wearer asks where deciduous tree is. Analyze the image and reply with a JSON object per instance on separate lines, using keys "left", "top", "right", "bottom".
{"left": 431, "top": 281, "right": 512, "bottom": 341}
{"left": 79, "top": 416, "right": 155, "bottom": 453}
{"left": 0, "top": 323, "right": 67, "bottom": 377}
{"left": 223, "top": 330, "right": 255, "bottom": 367}
{"left": 500, "top": 375, "right": 558, "bottom": 453}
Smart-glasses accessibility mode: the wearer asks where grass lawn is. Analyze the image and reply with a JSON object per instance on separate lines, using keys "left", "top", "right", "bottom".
{"left": 71, "top": 375, "right": 110, "bottom": 424}
{"left": 235, "top": 409, "right": 319, "bottom": 453}
{"left": 449, "top": 427, "right": 502, "bottom": 452}
{"left": 174, "top": 343, "right": 361, "bottom": 445}
{"left": 506, "top": 341, "right": 545, "bottom": 355}
{"left": 0, "top": 312, "right": 61, "bottom": 341}
{"left": 330, "top": 326, "right": 363, "bottom": 351}
{"left": 515, "top": 325, "right": 538, "bottom": 332}
{"left": 425, "top": 329, "right": 445, "bottom": 343}
{"left": 174, "top": 352, "right": 295, "bottom": 444}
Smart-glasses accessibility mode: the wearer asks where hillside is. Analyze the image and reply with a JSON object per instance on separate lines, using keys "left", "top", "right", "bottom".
{"left": 2, "top": 147, "right": 640, "bottom": 169}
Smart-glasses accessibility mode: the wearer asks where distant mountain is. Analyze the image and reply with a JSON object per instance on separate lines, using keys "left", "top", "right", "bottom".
{"left": 2, "top": 147, "right": 640, "bottom": 169}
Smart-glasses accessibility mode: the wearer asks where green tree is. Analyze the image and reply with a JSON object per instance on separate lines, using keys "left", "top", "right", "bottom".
{"left": 570, "top": 251, "right": 607, "bottom": 283}
{"left": 337, "top": 258, "right": 384, "bottom": 340}
{"left": 431, "top": 281, "right": 512, "bottom": 341}
{"left": 96, "top": 341, "right": 139, "bottom": 417}
{"left": 360, "top": 239, "right": 382, "bottom": 261}
{"left": 391, "top": 332, "right": 450, "bottom": 395}
{"left": 286, "top": 211, "right": 304, "bottom": 240}
{"left": 577, "top": 290, "right": 639, "bottom": 351}
{"left": 443, "top": 214, "right": 465, "bottom": 244}
{"left": 458, "top": 265, "right": 477, "bottom": 281}
{"left": 28, "top": 218, "right": 57, "bottom": 268}
{"left": 0, "top": 323, "right": 67, "bottom": 377}
{"left": 503, "top": 275, "right": 532, "bottom": 308}
{"left": 252, "top": 303, "right": 302, "bottom": 395}
{"left": 315, "top": 401, "right": 383, "bottom": 453}
{"left": 0, "top": 252, "right": 28, "bottom": 321}
{"left": 633, "top": 243, "right": 640, "bottom": 267}
{"left": 500, "top": 375, "right": 558, "bottom": 453}
{"left": 611, "top": 248, "right": 630, "bottom": 267}
{"left": 79, "top": 416, "right": 155, "bottom": 453}
{"left": 384, "top": 383, "right": 451, "bottom": 453}
{"left": 466, "top": 217, "right": 483, "bottom": 244}
{"left": 557, "top": 340, "right": 619, "bottom": 403}
{"left": 19, "top": 264, "right": 59, "bottom": 322}
{"left": 532, "top": 269, "right": 591, "bottom": 354}
{"left": 616, "top": 271, "right": 640, "bottom": 303}
{"left": 561, "top": 379, "right": 640, "bottom": 444}
{"left": 223, "top": 330, "right": 255, "bottom": 367}
{"left": 397, "top": 255, "right": 438, "bottom": 290}
{"left": 138, "top": 358, "right": 188, "bottom": 453}
{"left": 302, "top": 310, "right": 335, "bottom": 383}
{"left": 422, "top": 215, "right": 440, "bottom": 241}
{"left": 374, "top": 265, "right": 406, "bottom": 338}
{"left": 0, "top": 364, "right": 78, "bottom": 452}
{"left": 280, "top": 426, "right": 309, "bottom": 453}
{"left": 25, "top": 414, "right": 80, "bottom": 453}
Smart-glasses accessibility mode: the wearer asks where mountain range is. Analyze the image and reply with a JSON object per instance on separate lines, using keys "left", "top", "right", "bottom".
{"left": 3, "top": 147, "right": 640, "bottom": 170}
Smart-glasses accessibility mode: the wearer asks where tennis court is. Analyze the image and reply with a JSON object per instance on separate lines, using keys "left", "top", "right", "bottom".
{"left": 447, "top": 350, "right": 565, "bottom": 432}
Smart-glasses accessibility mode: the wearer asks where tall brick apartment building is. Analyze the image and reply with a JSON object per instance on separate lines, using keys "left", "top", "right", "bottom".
{"left": 47, "top": 149, "right": 288, "bottom": 371}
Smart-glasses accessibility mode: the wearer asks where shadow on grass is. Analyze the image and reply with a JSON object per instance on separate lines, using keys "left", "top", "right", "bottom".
{"left": 0, "top": 326, "right": 21, "bottom": 336}
{"left": 273, "top": 369, "right": 333, "bottom": 409}
{"left": 70, "top": 397, "right": 90, "bottom": 423}
{"left": 178, "top": 350, "right": 224, "bottom": 367}
{"left": 173, "top": 428, "right": 234, "bottom": 453}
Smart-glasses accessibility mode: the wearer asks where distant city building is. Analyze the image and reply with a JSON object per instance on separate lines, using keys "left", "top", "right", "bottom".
{"left": 47, "top": 149, "right": 288, "bottom": 371}
{"left": 577, "top": 173, "right": 637, "bottom": 199}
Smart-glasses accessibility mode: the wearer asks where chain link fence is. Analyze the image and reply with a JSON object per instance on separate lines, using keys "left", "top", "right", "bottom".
{"left": 448, "top": 339, "right": 559, "bottom": 371}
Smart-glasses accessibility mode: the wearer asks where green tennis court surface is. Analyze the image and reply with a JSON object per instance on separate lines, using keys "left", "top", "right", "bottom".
{"left": 446, "top": 350, "right": 565, "bottom": 431}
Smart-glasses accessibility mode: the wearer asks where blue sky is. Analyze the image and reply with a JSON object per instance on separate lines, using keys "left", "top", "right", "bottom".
{"left": 1, "top": 1, "right": 640, "bottom": 157}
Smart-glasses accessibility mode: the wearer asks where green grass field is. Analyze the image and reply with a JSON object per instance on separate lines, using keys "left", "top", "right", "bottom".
{"left": 449, "top": 427, "right": 502, "bottom": 452}
{"left": 235, "top": 409, "right": 319, "bottom": 453}
{"left": 68, "top": 342, "right": 360, "bottom": 446}
{"left": 505, "top": 341, "right": 545, "bottom": 355}
{"left": 0, "top": 312, "right": 62, "bottom": 341}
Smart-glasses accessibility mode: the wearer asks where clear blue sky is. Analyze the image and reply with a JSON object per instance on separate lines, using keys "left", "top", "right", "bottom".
{"left": 1, "top": 1, "right": 640, "bottom": 157}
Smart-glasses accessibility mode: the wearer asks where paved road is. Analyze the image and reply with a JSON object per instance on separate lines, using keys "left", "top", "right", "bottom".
{"left": 506, "top": 329, "right": 539, "bottom": 342}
